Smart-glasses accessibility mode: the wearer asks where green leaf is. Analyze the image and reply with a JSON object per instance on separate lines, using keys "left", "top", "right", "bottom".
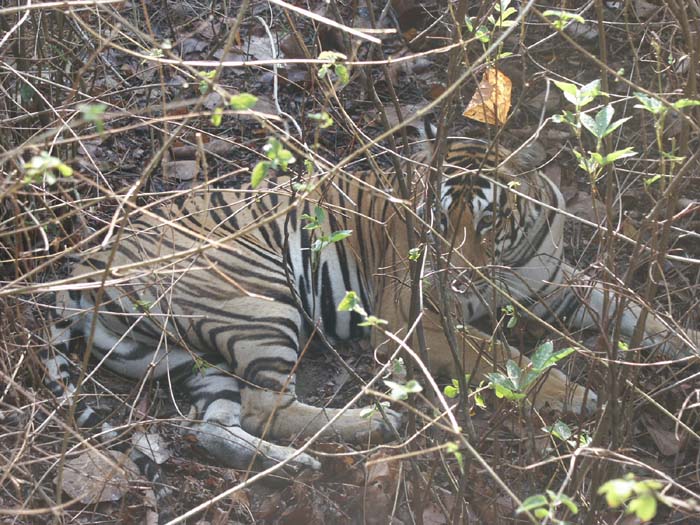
{"left": 473, "top": 390, "right": 486, "bottom": 409}
{"left": 22, "top": 152, "right": 74, "bottom": 185}
{"left": 628, "top": 493, "right": 657, "bottom": 521}
{"left": 641, "top": 479, "right": 663, "bottom": 491}
{"left": 360, "top": 401, "right": 389, "bottom": 419}
{"left": 302, "top": 206, "right": 326, "bottom": 230}
{"left": 544, "top": 346, "right": 576, "bottom": 368}
{"left": 553, "top": 109, "right": 578, "bottom": 127}
{"left": 553, "top": 80, "right": 580, "bottom": 105}
{"left": 308, "top": 111, "right": 334, "bottom": 128}
{"left": 600, "top": 115, "right": 632, "bottom": 138}
{"left": 79, "top": 103, "right": 108, "bottom": 133}
{"left": 579, "top": 112, "right": 598, "bottom": 137}
{"left": 531, "top": 341, "right": 554, "bottom": 370}
{"left": 534, "top": 508, "right": 550, "bottom": 519}
{"left": 644, "top": 174, "right": 662, "bottom": 187}
{"left": 198, "top": 70, "right": 216, "bottom": 94}
{"left": 314, "top": 205, "right": 325, "bottom": 224}
{"left": 672, "top": 98, "right": 700, "bottom": 110}
{"left": 505, "top": 359, "right": 522, "bottom": 389}
{"left": 543, "top": 9, "right": 585, "bottom": 31}
{"left": 464, "top": 16, "right": 475, "bottom": 32}
{"left": 318, "top": 51, "right": 347, "bottom": 62}
{"left": 634, "top": 92, "right": 664, "bottom": 114}
{"left": 133, "top": 299, "right": 152, "bottom": 312}
{"left": 334, "top": 64, "right": 349, "bottom": 86}
{"left": 251, "top": 161, "right": 270, "bottom": 188}
{"left": 598, "top": 478, "right": 635, "bottom": 508}
{"left": 229, "top": 93, "right": 258, "bottom": 110}
{"left": 357, "top": 315, "right": 388, "bottom": 327}
{"left": 592, "top": 105, "right": 615, "bottom": 138}
{"left": 385, "top": 379, "right": 422, "bottom": 401}
{"left": 337, "top": 291, "right": 360, "bottom": 312}
{"left": 444, "top": 384, "right": 459, "bottom": 398}
{"left": 317, "top": 51, "right": 349, "bottom": 86}
{"left": 602, "top": 147, "right": 637, "bottom": 165}
{"left": 546, "top": 420, "right": 573, "bottom": 441}
{"left": 211, "top": 106, "right": 223, "bottom": 127}
{"left": 262, "top": 138, "right": 296, "bottom": 170}
{"left": 555, "top": 79, "right": 602, "bottom": 108}
{"left": 392, "top": 357, "right": 406, "bottom": 376}
{"left": 445, "top": 441, "right": 464, "bottom": 472}
{"left": 474, "top": 24, "right": 490, "bottom": 43}
{"left": 487, "top": 373, "right": 526, "bottom": 400}
{"left": 590, "top": 151, "right": 605, "bottom": 166}
{"left": 328, "top": 230, "right": 352, "bottom": 243}
{"left": 578, "top": 79, "right": 602, "bottom": 107}
{"left": 516, "top": 494, "right": 548, "bottom": 513}
{"left": 556, "top": 492, "right": 579, "bottom": 514}
{"left": 404, "top": 380, "right": 422, "bottom": 394}
{"left": 293, "top": 181, "right": 315, "bottom": 192}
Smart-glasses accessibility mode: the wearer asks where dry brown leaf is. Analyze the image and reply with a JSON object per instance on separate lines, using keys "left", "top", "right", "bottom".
{"left": 315, "top": 442, "right": 362, "bottom": 482}
{"left": 622, "top": 217, "right": 639, "bottom": 241}
{"left": 172, "top": 138, "right": 234, "bottom": 160}
{"left": 392, "top": 0, "right": 424, "bottom": 33}
{"left": 279, "top": 33, "right": 307, "bottom": 59}
{"left": 566, "top": 190, "right": 604, "bottom": 223}
{"left": 427, "top": 83, "right": 447, "bottom": 100}
{"left": 523, "top": 87, "right": 562, "bottom": 113}
{"left": 133, "top": 432, "right": 171, "bottom": 465}
{"left": 246, "top": 35, "right": 276, "bottom": 61}
{"left": 181, "top": 37, "right": 208, "bottom": 56}
{"left": 163, "top": 159, "right": 199, "bottom": 181}
{"left": 202, "top": 92, "right": 223, "bottom": 111}
{"left": 564, "top": 21, "right": 598, "bottom": 41}
{"left": 463, "top": 68, "right": 512, "bottom": 125}
{"left": 59, "top": 449, "right": 139, "bottom": 504}
{"left": 642, "top": 415, "right": 683, "bottom": 456}
{"left": 379, "top": 104, "right": 426, "bottom": 137}
{"left": 423, "top": 503, "right": 448, "bottom": 525}
{"left": 514, "top": 140, "right": 547, "bottom": 170}
{"left": 633, "top": 0, "right": 660, "bottom": 18}
{"left": 364, "top": 452, "right": 400, "bottom": 525}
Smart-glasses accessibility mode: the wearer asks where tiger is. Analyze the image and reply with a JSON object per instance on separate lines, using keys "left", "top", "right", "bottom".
{"left": 42, "top": 125, "right": 698, "bottom": 474}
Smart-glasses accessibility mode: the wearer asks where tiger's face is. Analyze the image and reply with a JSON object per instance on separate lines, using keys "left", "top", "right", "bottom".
{"left": 440, "top": 173, "right": 519, "bottom": 258}
{"left": 428, "top": 166, "right": 528, "bottom": 322}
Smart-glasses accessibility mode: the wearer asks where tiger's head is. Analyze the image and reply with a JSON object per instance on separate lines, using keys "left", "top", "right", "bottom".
{"left": 417, "top": 125, "right": 563, "bottom": 320}
{"left": 419, "top": 134, "right": 528, "bottom": 262}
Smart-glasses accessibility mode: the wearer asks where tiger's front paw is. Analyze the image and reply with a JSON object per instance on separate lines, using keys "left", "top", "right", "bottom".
{"left": 565, "top": 385, "right": 598, "bottom": 415}
{"left": 533, "top": 383, "right": 598, "bottom": 415}
{"left": 648, "top": 330, "right": 700, "bottom": 360}
{"left": 356, "top": 407, "right": 402, "bottom": 443}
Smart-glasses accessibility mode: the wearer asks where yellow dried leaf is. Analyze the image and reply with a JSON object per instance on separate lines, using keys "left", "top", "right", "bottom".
{"left": 463, "top": 68, "right": 512, "bottom": 125}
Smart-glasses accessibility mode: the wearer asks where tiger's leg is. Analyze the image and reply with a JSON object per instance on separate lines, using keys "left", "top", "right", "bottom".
{"left": 422, "top": 321, "right": 598, "bottom": 414}
{"left": 556, "top": 263, "right": 699, "bottom": 359}
{"left": 42, "top": 290, "right": 102, "bottom": 428}
{"left": 42, "top": 292, "right": 170, "bottom": 499}
{"left": 239, "top": 380, "right": 402, "bottom": 445}
{"left": 203, "top": 304, "right": 401, "bottom": 445}
{"left": 183, "top": 365, "right": 322, "bottom": 472}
